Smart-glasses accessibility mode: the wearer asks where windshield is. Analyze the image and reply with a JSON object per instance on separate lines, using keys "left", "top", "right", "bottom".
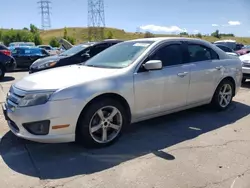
{"left": 85, "top": 41, "right": 154, "bottom": 68}
{"left": 60, "top": 44, "right": 89, "bottom": 56}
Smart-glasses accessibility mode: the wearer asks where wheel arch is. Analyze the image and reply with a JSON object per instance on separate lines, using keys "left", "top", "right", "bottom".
{"left": 76, "top": 93, "right": 132, "bottom": 130}
{"left": 216, "top": 76, "right": 236, "bottom": 96}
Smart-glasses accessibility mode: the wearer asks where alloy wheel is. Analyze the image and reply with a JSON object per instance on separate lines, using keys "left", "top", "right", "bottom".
{"left": 89, "top": 106, "right": 123, "bottom": 144}
{"left": 218, "top": 83, "right": 232, "bottom": 108}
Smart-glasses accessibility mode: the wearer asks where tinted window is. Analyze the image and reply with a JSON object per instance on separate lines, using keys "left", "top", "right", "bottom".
{"left": 60, "top": 44, "right": 90, "bottom": 56}
{"left": 12, "top": 48, "right": 43, "bottom": 55}
{"left": 217, "top": 45, "right": 233, "bottom": 52}
{"left": 89, "top": 44, "right": 110, "bottom": 57}
{"left": 188, "top": 44, "right": 218, "bottom": 62}
{"left": 150, "top": 44, "right": 182, "bottom": 67}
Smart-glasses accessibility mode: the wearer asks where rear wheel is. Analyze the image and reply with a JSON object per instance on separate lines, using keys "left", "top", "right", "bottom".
{"left": 76, "top": 98, "right": 128, "bottom": 148}
{"left": 0, "top": 65, "right": 6, "bottom": 80}
{"left": 211, "top": 79, "right": 234, "bottom": 111}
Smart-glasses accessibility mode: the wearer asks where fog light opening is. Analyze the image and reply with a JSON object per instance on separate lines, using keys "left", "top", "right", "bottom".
{"left": 23, "top": 120, "right": 50, "bottom": 135}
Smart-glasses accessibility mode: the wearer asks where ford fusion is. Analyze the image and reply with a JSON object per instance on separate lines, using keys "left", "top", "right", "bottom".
{"left": 3, "top": 37, "right": 242, "bottom": 148}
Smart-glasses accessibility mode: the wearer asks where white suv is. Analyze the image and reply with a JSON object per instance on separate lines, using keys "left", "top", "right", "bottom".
{"left": 3, "top": 37, "right": 242, "bottom": 148}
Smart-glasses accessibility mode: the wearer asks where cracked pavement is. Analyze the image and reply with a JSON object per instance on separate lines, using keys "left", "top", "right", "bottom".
{"left": 1, "top": 71, "right": 250, "bottom": 188}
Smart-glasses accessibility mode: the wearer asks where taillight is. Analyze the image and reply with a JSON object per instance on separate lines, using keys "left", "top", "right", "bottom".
{"left": 0, "top": 50, "right": 11, "bottom": 56}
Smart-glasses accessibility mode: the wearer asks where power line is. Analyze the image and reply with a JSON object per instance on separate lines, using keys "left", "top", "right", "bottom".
{"left": 38, "top": 0, "right": 52, "bottom": 30}
{"left": 88, "top": 0, "right": 105, "bottom": 41}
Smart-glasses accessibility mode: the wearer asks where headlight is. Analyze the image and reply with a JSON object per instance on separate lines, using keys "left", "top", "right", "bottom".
{"left": 37, "top": 61, "right": 57, "bottom": 69}
{"left": 242, "top": 60, "right": 250, "bottom": 67}
{"left": 18, "top": 92, "right": 54, "bottom": 107}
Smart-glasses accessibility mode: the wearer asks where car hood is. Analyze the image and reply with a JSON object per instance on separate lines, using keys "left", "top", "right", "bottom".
{"left": 30, "top": 55, "right": 67, "bottom": 67}
{"left": 14, "top": 65, "right": 119, "bottom": 91}
{"left": 239, "top": 53, "right": 250, "bottom": 61}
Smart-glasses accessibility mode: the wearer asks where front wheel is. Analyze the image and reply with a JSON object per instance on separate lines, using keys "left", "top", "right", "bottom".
{"left": 211, "top": 79, "right": 234, "bottom": 111}
{"left": 76, "top": 98, "right": 128, "bottom": 148}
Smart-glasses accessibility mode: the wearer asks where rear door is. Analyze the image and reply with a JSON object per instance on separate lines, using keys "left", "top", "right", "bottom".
{"left": 185, "top": 42, "right": 222, "bottom": 105}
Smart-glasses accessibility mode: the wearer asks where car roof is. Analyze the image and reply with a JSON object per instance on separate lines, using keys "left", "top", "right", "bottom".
{"left": 128, "top": 37, "right": 210, "bottom": 44}
{"left": 215, "top": 44, "right": 231, "bottom": 48}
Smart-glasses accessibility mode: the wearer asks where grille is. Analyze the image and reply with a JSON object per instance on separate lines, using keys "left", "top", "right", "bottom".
{"left": 243, "top": 62, "right": 250, "bottom": 68}
{"left": 6, "top": 86, "right": 25, "bottom": 109}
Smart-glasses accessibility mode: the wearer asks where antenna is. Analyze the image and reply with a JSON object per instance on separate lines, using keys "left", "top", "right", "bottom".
{"left": 38, "top": 0, "right": 52, "bottom": 30}
{"left": 88, "top": 0, "right": 105, "bottom": 41}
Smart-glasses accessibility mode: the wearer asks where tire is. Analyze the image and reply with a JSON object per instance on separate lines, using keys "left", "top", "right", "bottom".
{"left": 0, "top": 65, "right": 5, "bottom": 80}
{"left": 76, "top": 98, "right": 129, "bottom": 148}
{"left": 242, "top": 78, "right": 246, "bottom": 83}
{"left": 211, "top": 79, "right": 234, "bottom": 111}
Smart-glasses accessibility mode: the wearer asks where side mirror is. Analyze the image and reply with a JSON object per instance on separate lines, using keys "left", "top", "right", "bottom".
{"left": 81, "top": 53, "right": 90, "bottom": 58}
{"left": 144, "top": 60, "right": 162, "bottom": 71}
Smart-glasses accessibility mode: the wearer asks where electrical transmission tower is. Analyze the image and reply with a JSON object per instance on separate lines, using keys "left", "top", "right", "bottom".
{"left": 38, "top": 0, "right": 52, "bottom": 30}
{"left": 88, "top": 0, "right": 105, "bottom": 41}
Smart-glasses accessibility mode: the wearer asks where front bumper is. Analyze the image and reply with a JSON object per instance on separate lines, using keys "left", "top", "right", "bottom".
{"left": 242, "top": 67, "right": 250, "bottom": 79}
{"left": 2, "top": 98, "right": 81, "bottom": 143}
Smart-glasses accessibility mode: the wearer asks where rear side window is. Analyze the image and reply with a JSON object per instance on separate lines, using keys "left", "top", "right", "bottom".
{"left": 150, "top": 44, "right": 183, "bottom": 67}
{"left": 188, "top": 44, "right": 219, "bottom": 62}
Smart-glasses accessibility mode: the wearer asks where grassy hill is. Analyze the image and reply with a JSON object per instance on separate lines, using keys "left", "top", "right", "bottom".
{"left": 40, "top": 27, "right": 250, "bottom": 45}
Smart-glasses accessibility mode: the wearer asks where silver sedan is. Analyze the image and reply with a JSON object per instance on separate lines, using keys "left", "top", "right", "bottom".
{"left": 3, "top": 37, "right": 242, "bottom": 148}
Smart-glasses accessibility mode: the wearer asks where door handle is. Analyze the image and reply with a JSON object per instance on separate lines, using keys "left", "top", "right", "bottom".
{"left": 177, "top": 72, "right": 188, "bottom": 77}
{"left": 215, "top": 66, "right": 223, "bottom": 70}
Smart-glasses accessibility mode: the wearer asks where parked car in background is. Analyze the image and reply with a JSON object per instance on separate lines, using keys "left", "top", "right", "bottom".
{"left": 214, "top": 40, "right": 243, "bottom": 51}
{"left": 239, "top": 53, "right": 250, "bottom": 82}
{"left": 29, "top": 39, "right": 123, "bottom": 73}
{"left": 3, "top": 37, "right": 242, "bottom": 148}
{"left": 12, "top": 47, "right": 50, "bottom": 68}
{"left": 236, "top": 48, "right": 250, "bottom": 56}
{"left": 8, "top": 42, "right": 35, "bottom": 52}
{"left": 37, "top": 45, "right": 59, "bottom": 56}
{"left": 0, "top": 44, "right": 12, "bottom": 56}
{"left": 0, "top": 51, "right": 16, "bottom": 79}
{"left": 215, "top": 44, "right": 239, "bottom": 57}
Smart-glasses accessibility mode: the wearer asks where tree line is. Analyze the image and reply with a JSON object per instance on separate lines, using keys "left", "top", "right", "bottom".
{"left": 144, "top": 30, "right": 235, "bottom": 39}
{"left": 0, "top": 24, "right": 77, "bottom": 47}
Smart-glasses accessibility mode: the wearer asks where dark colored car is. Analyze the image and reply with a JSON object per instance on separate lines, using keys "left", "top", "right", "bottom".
{"left": 0, "top": 44, "right": 11, "bottom": 56}
{"left": 0, "top": 51, "right": 16, "bottom": 79}
{"left": 215, "top": 44, "right": 239, "bottom": 56}
{"left": 29, "top": 39, "right": 123, "bottom": 73}
{"left": 12, "top": 47, "right": 50, "bottom": 68}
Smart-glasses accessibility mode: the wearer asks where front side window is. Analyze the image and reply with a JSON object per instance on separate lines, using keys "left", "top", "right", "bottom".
{"left": 188, "top": 44, "right": 218, "bottom": 62}
{"left": 149, "top": 44, "right": 183, "bottom": 67}
{"left": 84, "top": 41, "right": 154, "bottom": 68}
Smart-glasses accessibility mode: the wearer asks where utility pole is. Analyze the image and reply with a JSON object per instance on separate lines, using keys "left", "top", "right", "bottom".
{"left": 88, "top": 0, "right": 105, "bottom": 41}
{"left": 38, "top": 0, "right": 52, "bottom": 30}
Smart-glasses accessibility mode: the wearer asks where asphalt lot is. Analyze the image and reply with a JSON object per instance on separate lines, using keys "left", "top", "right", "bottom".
{"left": 1, "top": 71, "right": 250, "bottom": 188}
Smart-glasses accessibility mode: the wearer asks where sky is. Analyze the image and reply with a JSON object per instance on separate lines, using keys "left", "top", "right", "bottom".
{"left": 1, "top": 0, "right": 250, "bottom": 36}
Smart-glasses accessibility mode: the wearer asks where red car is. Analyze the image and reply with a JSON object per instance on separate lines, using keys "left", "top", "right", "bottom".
{"left": 236, "top": 48, "right": 250, "bottom": 55}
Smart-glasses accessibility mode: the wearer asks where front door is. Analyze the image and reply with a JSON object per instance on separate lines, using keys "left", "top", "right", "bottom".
{"left": 133, "top": 42, "right": 190, "bottom": 119}
{"left": 153, "top": 43, "right": 190, "bottom": 111}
